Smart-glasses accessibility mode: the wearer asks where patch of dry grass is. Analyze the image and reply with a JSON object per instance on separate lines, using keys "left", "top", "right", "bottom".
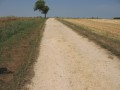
{"left": 64, "top": 19, "right": 120, "bottom": 40}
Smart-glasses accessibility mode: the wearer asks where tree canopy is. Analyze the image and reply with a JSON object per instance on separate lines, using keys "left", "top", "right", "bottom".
{"left": 34, "top": 0, "right": 49, "bottom": 18}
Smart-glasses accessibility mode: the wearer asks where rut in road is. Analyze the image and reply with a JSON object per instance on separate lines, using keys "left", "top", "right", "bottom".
{"left": 28, "top": 18, "right": 120, "bottom": 90}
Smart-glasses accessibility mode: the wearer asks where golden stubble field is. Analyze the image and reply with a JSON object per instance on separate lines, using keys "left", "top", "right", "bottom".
{"left": 58, "top": 18, "right": 120, "bottom": 58}
{"left": 64, "top": 19, "right": 120, "bottom": 40}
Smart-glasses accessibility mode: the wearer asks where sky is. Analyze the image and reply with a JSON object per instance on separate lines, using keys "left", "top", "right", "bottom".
{"left": 0, "top": 0, "right": 120, "bottom": 18}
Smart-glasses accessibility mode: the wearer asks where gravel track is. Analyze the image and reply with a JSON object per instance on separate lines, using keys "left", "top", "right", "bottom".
{"left": 28, "top": 18, "right": 120, "bottom": 90}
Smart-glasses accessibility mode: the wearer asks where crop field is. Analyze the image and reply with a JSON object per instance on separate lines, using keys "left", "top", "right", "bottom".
{"left": 58, "top": 18, "right": 120, "bottom": 58}
{"left": 0, "top": 17, "right": 46, "bottom": 90}
{"left": 64, "top": 19, "right": 120, "bottom": 40}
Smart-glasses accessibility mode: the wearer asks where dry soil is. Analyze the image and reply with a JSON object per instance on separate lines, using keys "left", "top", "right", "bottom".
{"left": 28, "top": 18, "right": 120, "bottom": 90}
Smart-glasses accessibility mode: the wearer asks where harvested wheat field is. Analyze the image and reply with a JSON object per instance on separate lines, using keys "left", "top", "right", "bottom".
{"left": 59, "top": 18, "right": 120, "bottom": 58}
{"left": 64, "top": 19, "right": 120, "bottom": 40}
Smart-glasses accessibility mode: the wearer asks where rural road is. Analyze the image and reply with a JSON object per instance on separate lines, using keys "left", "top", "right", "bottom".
{"left": 28, "top": 18, "right": 120, "bottom": 90}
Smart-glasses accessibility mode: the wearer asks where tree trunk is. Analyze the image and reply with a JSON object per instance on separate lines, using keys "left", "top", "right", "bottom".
{"left": 45, "top": 14, "right": 46, "bottom": 18}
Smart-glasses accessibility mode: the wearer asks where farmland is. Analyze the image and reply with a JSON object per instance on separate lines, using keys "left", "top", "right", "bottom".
{"left": 0, "top": 17, "right": 46, "bottom": 90}
{"left": 58, "top": 18, "right": 120, "bottom": 58}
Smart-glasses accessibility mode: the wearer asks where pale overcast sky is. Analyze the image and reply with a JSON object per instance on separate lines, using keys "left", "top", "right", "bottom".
{"left": 0, "top": 0, "right": 120, "bottom": 18}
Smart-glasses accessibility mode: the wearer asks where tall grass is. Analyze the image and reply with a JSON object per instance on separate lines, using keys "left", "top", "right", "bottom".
{"left": 0, "top": 17, "right": 46, "bottom": 90}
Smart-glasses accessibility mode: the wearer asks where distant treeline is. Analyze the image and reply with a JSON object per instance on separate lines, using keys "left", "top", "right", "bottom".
{"left": 113, "top": 17, "right": 120, "bottom": 19}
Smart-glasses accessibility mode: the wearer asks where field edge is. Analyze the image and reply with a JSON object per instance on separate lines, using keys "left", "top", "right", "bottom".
{"left": 57, "top": 18, "right": 120, "bottom": 59}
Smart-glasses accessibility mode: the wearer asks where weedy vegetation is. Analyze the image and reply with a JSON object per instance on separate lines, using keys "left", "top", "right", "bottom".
{"left": 57, "top": 18, "right": 120, "bottom": 58}
{"left": 0, "top": 17, "right": 46, "bottom": 90}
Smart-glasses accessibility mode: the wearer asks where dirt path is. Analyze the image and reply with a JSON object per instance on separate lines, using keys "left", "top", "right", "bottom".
{"left": 28, "top": 18, "right": 120, "bottom": 90}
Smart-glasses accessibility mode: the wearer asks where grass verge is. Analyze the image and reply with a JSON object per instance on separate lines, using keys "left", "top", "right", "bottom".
{"left": 0, "top": 17, "right": 47, "bottom": 90}
{"left": 57, "top": 19, "right": 120, "bottom": 58}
